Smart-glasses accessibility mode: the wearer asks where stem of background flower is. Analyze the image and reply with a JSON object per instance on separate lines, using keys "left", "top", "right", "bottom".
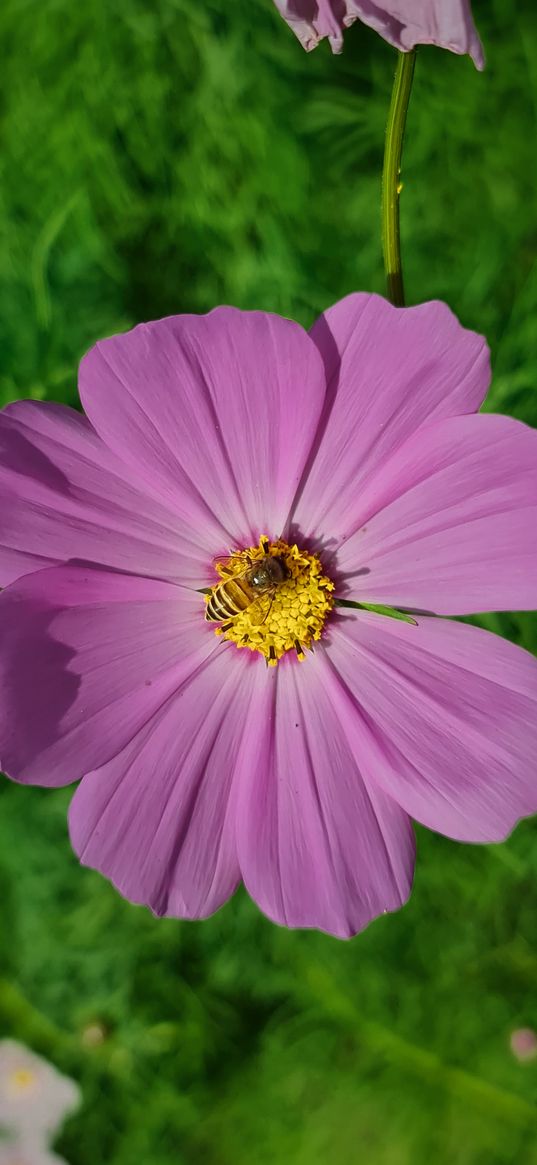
{"left": 381, "top": 49, "right": 416, "bottom": 306}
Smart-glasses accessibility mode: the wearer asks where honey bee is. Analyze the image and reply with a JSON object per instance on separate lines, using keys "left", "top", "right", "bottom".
{"left": 205, "top": 544, "right": 288, "bottom": 625}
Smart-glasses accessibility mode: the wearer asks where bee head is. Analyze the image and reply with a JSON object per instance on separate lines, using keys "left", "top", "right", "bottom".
{"left": 250, "top": 555, "right": 288, "bottom": 591}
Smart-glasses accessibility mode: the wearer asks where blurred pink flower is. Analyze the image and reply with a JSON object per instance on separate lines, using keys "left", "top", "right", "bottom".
{"left": 0, "top": 1043, "right": 79, "bottom": 1144}
{"left": 0, "top": 296, "right": 536, "bottom": 938}
{"left": 273, "top": 0, "right": 484, "bottom": 68}
{"left": 0, "top": 1142, "right": 68, "bottom": 1165}
{"left": 510, "top": 1028, "right": 537, "bottom": 1063}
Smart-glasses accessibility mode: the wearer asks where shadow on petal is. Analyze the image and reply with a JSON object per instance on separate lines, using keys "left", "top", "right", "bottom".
{"left": 0, "top": 597, "right": 79, "bottom": 783}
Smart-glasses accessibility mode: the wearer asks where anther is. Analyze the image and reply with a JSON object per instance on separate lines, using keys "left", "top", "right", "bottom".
{"left": 294, "top": 640, "right": 305, "bottom": 662}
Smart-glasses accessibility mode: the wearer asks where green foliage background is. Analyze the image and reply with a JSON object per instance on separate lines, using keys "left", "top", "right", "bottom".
{"left": 1, "top": 0, "right": 537, "bottom": 1161}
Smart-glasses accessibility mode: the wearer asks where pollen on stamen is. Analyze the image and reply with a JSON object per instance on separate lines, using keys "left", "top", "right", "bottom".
{"left": 204, "top": 535, "right": 335, "bottom": 665}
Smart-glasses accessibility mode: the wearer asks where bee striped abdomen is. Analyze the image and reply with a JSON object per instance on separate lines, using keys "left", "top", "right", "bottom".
{"left": 205, "top": 576, "right": 254, "bottom": 622}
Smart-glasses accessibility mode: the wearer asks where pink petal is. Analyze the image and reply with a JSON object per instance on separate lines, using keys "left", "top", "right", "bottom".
{"left": 380, "top": 0, "right": 484, "bottom": 69}
{"left": 292, "top": 295, "right": 489, "bottom": 545}
{"left": 0, "top": 1039, "right": 79, "bottom": 1142}
{"left": 0, "top": 1145, "right": 69, "bottom": 1165}
{"left": 273, "top": 0, "right": 484, "bottom": 68}
{"left": 79, "top": 309, "right": 325, "bottom": 548}
{"left": 69, "top": 648, "right": 253, "bottom": 919}
{"left": 0, "top": 564, "right": 214, "bottom": 787}
{"left": 0, "top": 400, "right": 212, "bottom": 588}
{"left": 234, "top": 656, "right": 415, "bottom": 938}
{"left": 272, "top": 0, "right": 349, "bottom": 52}
{"left": 325, "top": 613, "right": 537, "bottom": 843}
{"left": 337, "top": 413, "right": 537, "bottom": 614}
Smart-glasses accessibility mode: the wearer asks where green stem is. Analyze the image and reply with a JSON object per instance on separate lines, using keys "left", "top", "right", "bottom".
{"left": 381, "top": 50, "right": 416, "bottom": 306}
{"left": 298, "top": 957, "right": 537, "bottom": 1130}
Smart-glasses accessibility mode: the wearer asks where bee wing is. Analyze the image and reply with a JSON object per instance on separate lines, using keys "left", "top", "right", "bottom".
{"left": 248, "top": 593, "right": 273, "bottom": 628}
{"left": 212, "top": 553, "right": 252, "bottom": 580}
{"left": 213, "top": 553, "right": 237, "bottom": 566}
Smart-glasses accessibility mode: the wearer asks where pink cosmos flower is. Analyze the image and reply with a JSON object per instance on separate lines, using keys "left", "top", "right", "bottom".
{"left": 510, "top": 1029, "right": 537, "bottom": 1063}
{"left": 0, "top": 1145, "right": 68, "bottom": 1165}
{"left": 0, "top": 1041, "right": 80, "bottom": 1143}
{"left": 1, "top": 294, "right": 536, "bottom": 939}
{"left": 0, "top": 1140, "right": 70, "bottom": 1165}
{"left": 273, "top": 0, "right": 484, "bottom": 68}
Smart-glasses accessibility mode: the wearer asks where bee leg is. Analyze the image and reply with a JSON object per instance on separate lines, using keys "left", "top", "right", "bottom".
{"left": 215, "top": 621, "right": 235, "bottom": 636}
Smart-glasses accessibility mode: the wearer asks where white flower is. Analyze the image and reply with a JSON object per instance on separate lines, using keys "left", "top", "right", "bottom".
{"left": 0, "top": 1043, "right": 79, "bottom": 1143}
{"left": 0, "top": 1140, "right": 69, "bottom": 1165}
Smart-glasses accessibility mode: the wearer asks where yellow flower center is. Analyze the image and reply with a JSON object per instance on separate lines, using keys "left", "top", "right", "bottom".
{"left": 7, "top": 1068, "right": 36, "bottom": 1094}
{"left": 205, "top": 536, "right": 334, "bottom": 666}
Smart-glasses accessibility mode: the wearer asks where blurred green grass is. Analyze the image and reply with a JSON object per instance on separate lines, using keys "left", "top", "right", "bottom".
{"left": 1, "top": 0, "right": 537, "bottom": 1161}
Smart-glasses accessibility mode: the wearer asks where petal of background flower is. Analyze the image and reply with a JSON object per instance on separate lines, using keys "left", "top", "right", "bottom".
{"left": 291, "top": 295, "right": 489, "bottom": 547}
{"left": 273, "top": 0, "right": 484, "bottom": 68}
{"left": 0, "top": 400, "right": 214, "bottom": 587}
{"left": 68, "top": 648, "right": 256, "bottom": 920}
{"left": 337, "top": 413, "right": 537, "bottom": 613}
{"left": 0, "top": 564, "right": 214, "bottom": 787}
{"left": 0, "top": 1039, "right": 80, "bottom": 1144}
{"left": 0, "top": 1144, "right": 69, "bottom": 1165}
{"left": 234, "top": 656, "right": 415, "bottom": 939}
{"left": 325, "top": 612, "right": 537, "bottom": 843}
{"left": 79, "top": 309, "right": 326, "bottom": 547}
